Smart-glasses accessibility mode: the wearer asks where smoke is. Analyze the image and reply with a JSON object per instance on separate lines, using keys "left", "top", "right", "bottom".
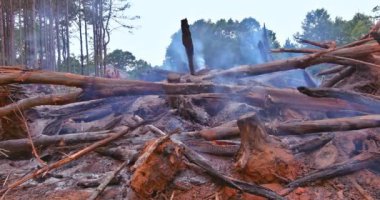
{"left": 162, "top": 18, "right": 318, "bottom": 88}
{"left": 162, "top": 18, "right": 271, "bottom": 72}
{"left": 162, "top": 34, "right": 206, "bottom": 72}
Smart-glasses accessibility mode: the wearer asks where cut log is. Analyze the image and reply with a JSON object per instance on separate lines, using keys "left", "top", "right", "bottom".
{"left": 273, "top": 114, "right": 380, "bottom": 135}
{"left": 197, "top": 120, "right": 239, "bottom": 140}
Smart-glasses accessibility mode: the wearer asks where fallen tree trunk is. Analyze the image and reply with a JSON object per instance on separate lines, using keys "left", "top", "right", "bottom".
{"left": 272, "top": 114, "right": 380, "bottom": 135}
{"left": 286, "top": 152, "right": 380, "bottom": 189}
{"left": 0, "top": 130, "right": 111, "bottom": 157}
{"left": 0, "top": 91, "right": 81, "bottom": 118}
{"left": 298, "top": 87, "right": 380, "bottom": 102}
{"left": 243, "top": 87, "right": 377, "bottom": 113}
{"left": 2, "top": 69, "right": 380, "bottom": 117}
{"left": 198, "top": 42, "right": 380, "bottom": 80}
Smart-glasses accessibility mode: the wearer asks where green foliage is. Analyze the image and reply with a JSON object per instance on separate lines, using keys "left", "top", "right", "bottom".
{"left": 106, "top": 49, "right": 151, "bottom": 71}
{"left": 105, "top": 49, "right": 152, "bottom": 79}
{"left": 163, "top": 17, "right": 280, "bottom": 71}
{"left": 297, "top": 9, "right": 372, "bottom": 45}
{"left": 106, "top": 49, "right": 136, "bottom": 70}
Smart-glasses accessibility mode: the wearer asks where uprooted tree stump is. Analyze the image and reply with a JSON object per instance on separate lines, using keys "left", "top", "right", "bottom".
{"left": 235, "top": 115, "right": 300, "bottom": 184}
{"left": 130, "top": 135, "right": 184, "bottom": 198}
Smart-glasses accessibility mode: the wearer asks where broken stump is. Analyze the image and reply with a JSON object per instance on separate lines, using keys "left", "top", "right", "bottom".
{"left": 235, "top": 115, "right": 300, "bottom": 184}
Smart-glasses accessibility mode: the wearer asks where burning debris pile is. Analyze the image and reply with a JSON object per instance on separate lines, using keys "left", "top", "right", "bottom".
{"left": 1, "top": 22, "right": 380, "bottom": 200}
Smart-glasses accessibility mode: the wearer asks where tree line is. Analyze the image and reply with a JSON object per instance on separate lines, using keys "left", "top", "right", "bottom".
{"left": 0, "top": 0, "right": 140, "bottom": 76}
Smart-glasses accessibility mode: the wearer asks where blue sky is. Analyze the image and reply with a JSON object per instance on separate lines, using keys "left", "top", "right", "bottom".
{"left": 106, "top": 0, "right": 378, "bottom": 66}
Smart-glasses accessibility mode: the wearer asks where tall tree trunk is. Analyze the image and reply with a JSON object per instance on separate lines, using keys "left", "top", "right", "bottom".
{"left": 18, "top": 0, "right": 24, "bottom": 65}
{"left": 92, "top": 0, "right": 98, "bottom": 76}
{"left": 31, "top": 0, "right": 37, "bottom": 68}
{"left": 38, "top": 6, "right": 44, "bottom": 68}
{"left": 49, "top": 0, "right": 56, "bottom": 71}
{"left": 103, "top": 0, "right": 112, "bottom": 75}
{"left": 84, "top": 11, "right": 89, "bottom": 75}
{"left": 0, "top": 0, "right": 5, "bottom": 66}
{"left": 65, "top": 0, "right": 70, "bottom": 72}
{"left": 61, "top": 23, "right": 66, "bottom": 70}
{"left": 99, "top": 0, "right": 104, "bottom": 76}
{"left": 6, "top": 0, "right": 15, "bottom": 65}
{"left": 55, "top": 1, "right": 61, "bottom": 69}
{"left": 78, "top": 0, "right": 84, "bottom": 75}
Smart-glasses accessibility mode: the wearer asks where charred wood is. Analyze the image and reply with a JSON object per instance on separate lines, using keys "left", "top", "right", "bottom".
{"left": 271, "top": 48, "right": 319, "bottom": 54}
{"left": 298, "top": 87, "right": 380, "bottom": 106}
{"left": 290, "top": 134, "right": 334, "bottom": 153}
{"left": 317, "top": 65, "right": 346, "bottom": 76}
{"left": 181, "top": 19, "right": 195, "bottom": 75}
{"left": 320, "top": 66, "right": 355, "bottom": 87}
{"left": 286, "top": 152, "right": 380, "bottom": 189}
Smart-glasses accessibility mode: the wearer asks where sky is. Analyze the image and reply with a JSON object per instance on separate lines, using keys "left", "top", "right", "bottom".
{"left": 105, "top": 0, "right": 379, "bottom": 66}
